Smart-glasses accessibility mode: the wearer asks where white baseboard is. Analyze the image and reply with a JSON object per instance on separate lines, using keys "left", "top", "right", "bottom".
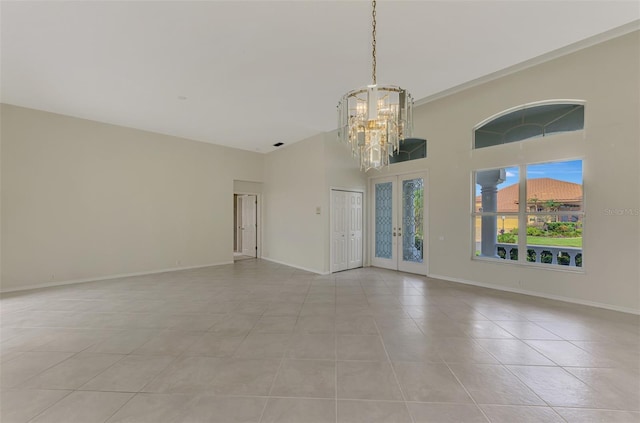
{"left": 428, "top": 273, "right": 640, "bottom": 315}
{"left": 261, "top": 256, "right": 329, "bottom": 275}
{"left": 0, "top": 261, "right": 234, "bottom": 294}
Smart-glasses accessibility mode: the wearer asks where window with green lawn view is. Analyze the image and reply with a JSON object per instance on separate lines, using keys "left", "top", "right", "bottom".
{"left": 473, "top": 160, "right": 583, "bottom": 268}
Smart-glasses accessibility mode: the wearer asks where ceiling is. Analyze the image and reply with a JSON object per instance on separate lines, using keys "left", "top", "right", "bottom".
{"left": 2, "top": 1, "right": 638, "bottom": 153}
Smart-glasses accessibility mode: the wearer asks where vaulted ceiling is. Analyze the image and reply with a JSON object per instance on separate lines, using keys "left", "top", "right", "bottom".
{"left": 2, "top": 1, "right": 638, "bottom": 152}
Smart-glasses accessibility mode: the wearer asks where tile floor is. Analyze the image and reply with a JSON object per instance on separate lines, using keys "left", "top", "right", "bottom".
{"left": 1, "top": 259, "right": 638, "bottom": 422}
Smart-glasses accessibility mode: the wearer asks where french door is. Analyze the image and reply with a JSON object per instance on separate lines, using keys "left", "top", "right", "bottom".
{"left": 371, "top": 173, "right": 427, "bottom": 274}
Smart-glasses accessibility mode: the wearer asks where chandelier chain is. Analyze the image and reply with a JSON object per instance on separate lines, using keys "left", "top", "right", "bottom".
{"left": 372, "top": 0, "right": 377, "bottom": 85}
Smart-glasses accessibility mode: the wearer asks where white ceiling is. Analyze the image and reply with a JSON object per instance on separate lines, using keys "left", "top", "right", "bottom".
{"left": 2, "top": 1, "right": 638, "bottom": 153}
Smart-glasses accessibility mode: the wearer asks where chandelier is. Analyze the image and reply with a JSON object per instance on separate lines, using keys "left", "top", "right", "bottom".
{"left": 337, "top": 0, "right": 413, "bottom": 171}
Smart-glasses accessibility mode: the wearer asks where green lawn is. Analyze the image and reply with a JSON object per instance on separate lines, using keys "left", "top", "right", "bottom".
{"left": 521, "top": 236, "right": 582, "bottom": 247}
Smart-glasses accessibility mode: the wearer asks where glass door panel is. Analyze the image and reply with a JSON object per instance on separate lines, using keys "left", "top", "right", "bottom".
{"left": 398, "top": 174, "right": 426, "bottom": 274}
{"left": 371, "top": 173, "right": 427, "bottom": 274}
{"left": 372, "top": 178, "right": 397, "bottom": 270}
{"left": 402, "top": 178, "right": 424, "bottom": 263}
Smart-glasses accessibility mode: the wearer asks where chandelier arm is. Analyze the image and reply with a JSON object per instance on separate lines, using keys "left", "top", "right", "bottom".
{"left": 372, "top": 0, "right": 376, "bottom": 85}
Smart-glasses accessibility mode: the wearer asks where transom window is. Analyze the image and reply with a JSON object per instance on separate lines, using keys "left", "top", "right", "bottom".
{"left": 390, "top": 138, "right": 427, "bottom": 164}
{"left": 474, "top": 101, "right": 585, "bottom": 149}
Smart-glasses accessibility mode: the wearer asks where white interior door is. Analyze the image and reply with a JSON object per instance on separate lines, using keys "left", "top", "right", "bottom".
{"left": 371, "top": 173, "right": 427, "bottom": 274}
{"left": 241, "top": 195, "right": 257, "bottom": 256}
{"left": 347, "top": 192, "right": 363, "bottom": 269}
{"left": 331, "top": 190, "right": 348, "bottom": 272}
{"left": 331, "top": 190, "right": 363, "bottom": 272}
{"left": 236, "top": 196, "right": 243, "bottom": 252}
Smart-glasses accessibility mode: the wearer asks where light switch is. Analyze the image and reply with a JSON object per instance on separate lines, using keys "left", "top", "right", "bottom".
{"left": 315, "top": 206, "right": 321, "bottom": 215}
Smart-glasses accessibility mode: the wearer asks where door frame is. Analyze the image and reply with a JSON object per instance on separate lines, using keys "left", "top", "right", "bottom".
{"left": 233, "top": 191, "right": 262, "bottom": 258}
{"left": 329, "top": 187, "right": 366, "bottom": 274}
{"left": 369, "top": 170, "right": 429, "bottom": 275}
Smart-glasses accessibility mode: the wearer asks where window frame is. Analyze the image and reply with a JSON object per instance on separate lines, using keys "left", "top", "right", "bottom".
{"left": 472, "top": 159, "right": 585, "bottom": 272}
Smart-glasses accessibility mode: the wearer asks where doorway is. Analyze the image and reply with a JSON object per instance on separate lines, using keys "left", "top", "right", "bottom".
{"left": 234, "top": 194, "right": 257, "bottom": 260}
{"left": 331, "top": 189, "right": 364, "bottom": 272}
{"left": 371, "top": 172, "right": 427, "bottom": 274}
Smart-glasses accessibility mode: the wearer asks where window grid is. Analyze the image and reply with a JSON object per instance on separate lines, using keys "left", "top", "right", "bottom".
{"left": 472, "top": 162, "right": 584, "bottom": 270}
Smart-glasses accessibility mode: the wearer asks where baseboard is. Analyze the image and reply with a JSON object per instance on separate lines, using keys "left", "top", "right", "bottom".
{"left": 261, "top": 256, "right": 329, "bottom": 275}
{"left": 427, "top": 273, "right": 640, "bottom": 315}
{"left": 0, "top": 261, "right": 234, "bottom": 294}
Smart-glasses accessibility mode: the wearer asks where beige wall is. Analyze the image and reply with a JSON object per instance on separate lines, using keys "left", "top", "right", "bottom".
{"left": 262, "top": 132, "right": 366, "bottom": 273}
{"left": 372, "top": 31, "right": 639, "bottom": 312}
{"left": 1, "top": 105, "right": 263, "bottom": 291}
{"left": 262, "top": 133, "right": 327, "bottom": 272}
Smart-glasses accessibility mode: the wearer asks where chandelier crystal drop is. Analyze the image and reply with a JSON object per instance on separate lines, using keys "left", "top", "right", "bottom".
{"left": 337, "top": 0, "right": 413, "bottom": 171}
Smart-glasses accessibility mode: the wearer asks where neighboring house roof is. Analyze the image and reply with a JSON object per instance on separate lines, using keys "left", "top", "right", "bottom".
{"left": 476, "top": 178, "right": 583, "bottom": 212}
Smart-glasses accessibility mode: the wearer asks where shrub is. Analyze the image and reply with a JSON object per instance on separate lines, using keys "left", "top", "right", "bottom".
{"left": 527, "top": 226, "right": 545, "bottom": 236}
{"left": 509, "top": 248, "right": 518, "bottom": 261}
{"left": 540, "top": 250, "right": 553, "bottom": 264}
{"left": 498, "top": 232, "right": 516, "bottom": 243}
{"left": 546, "top": 222, "right": 577, "bottom": 232}
{"left": 527, "top": 249, "right": 536, "bottom": 262}
{"left": 558, "top": 252, "right": 570, "bottom": 266}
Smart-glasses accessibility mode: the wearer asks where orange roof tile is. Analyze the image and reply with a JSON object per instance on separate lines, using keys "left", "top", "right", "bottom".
{"left": 476, "top": 178, "right": 582, "bottom": 212}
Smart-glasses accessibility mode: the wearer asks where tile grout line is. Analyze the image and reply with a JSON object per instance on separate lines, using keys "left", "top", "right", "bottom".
{"left": 98, "top": 391, "right": 138, "bottom": 423}
{"left": 442, "top": 360, "right": 493, "bottom": 423}
{"left": 372, "top": 315, "right": 417, "bottom": 423}
{"left": 480, "top": 341, "right": 571, "bottom": 422}
{"left": 19, "top": 389, "right": 76, "bottom": 423}
{"left": 257, "top": 277, "right": 314, "bottom": 423}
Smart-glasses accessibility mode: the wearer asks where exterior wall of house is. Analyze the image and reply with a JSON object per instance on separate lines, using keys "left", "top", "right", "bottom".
{"left": 1, "top": 104, "right": 264, "bottom": 292}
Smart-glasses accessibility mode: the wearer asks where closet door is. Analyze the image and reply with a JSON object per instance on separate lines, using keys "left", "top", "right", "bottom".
{"left": 331, "top": 190, "right": 363, "bottom": 272}
{"left": 347, "top": 192, "right": 363, "bottom": 269}
{"left": 331, "top": 190, "right": 348, "bottom": 272}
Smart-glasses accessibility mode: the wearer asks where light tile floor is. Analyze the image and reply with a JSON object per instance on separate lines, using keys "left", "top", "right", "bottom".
{"left": 1, "top": 260, "right": 639, "bottom": 422}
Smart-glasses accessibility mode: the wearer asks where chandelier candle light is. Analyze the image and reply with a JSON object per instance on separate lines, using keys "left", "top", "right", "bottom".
{"left": 338, "top": 0, "right": 414, "bottom": 171}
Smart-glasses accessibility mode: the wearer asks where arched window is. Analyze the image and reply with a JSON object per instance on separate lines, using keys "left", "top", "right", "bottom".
{"left": 474, "top": 101, "right": 584, "bottom": 149}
